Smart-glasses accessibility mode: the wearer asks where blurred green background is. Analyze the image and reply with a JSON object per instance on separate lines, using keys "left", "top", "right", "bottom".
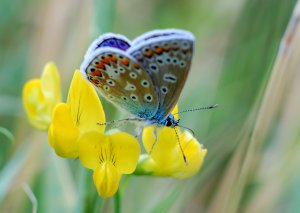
{"left": 1, "top": 0, "right": 300, "bottom": 212}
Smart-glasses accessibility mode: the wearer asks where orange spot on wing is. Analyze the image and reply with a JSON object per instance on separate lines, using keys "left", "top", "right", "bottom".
{"left": 144, "top": 51, "right": 153, "bottom": 58}
{"left": 92, "top": 79, "right": 99, "bottom": 84}
{"left": 172, "top": 47, "right": 179, "bottom": 51}
{"left": 133, "top": 63, "right": 140, "bottom": 69}
{"left": 91, "top": 70, "right": 101, "bottom": 77}
{"left": 96, "top": 62, "right": 105, "bottom": 69}
{"left": 120, "top": 59, "right": 129, "bottom": 66}
{"left": 101, "top": 57, "right": 110, "bottom": 65}
{"left": 163, "top": 47, "right": 170, "bottom": 51}
{"left": 110, "top": 56, "right": 117, "bottom": 63}
{"left": 153, "top": 47, "right": 163, "bottom": 54}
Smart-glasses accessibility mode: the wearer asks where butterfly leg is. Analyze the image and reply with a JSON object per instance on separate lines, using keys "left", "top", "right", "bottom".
{"left": 149, "top": 127, "right": 159, "bottom": 155}
{"left": 97, "top": 117, "right": 145, "bottom": 129}
{"left": 133, "top": 126, "right": 143, "bottom": 139}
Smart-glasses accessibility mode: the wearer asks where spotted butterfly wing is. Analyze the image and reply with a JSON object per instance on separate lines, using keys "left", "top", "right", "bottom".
{"left": 81, "top": 34, "right": 159, "bottom": 119}
{"left": 128, "top": 29, "right": 194, "bottom": 121}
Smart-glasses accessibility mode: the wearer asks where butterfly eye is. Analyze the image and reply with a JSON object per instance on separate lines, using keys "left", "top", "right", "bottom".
{"left": 166, "top": 119, "right": 173, "bottom": 127}
{"left": 172, "top": 58, "right": 178, "bottom": 64}
{"left": 129, "top": 72, "right": 137, "bottom": 79}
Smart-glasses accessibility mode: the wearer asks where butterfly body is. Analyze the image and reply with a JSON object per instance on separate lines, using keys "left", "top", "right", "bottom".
{"left": 80, "top": 29, "right": 194, "bottom": 127}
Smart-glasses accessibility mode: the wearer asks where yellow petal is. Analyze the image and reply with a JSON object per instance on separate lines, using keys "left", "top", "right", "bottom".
{"left": 23, "top": 79, "right": 51, "bottom": 130}
{"left": 171, "top": 105, "right": 179, "bottom": 120}
{"left": 171, "top": 131, "right": 207, "bottom": 179}
{"left": 142, "top": 126, "right": 207, "bottom": 178}
{"left": 22, "top": 62, "right": 61, "bottom": 130}
{"left": 78, "top": 131, "right": 140, "bottom": 174}
{"left": 78, "top": 131, "right": 108, "bottom": 170}
{"left": 109, "top": 132, "right": 140, "bottom": 174}
{"left": 93, "top": 162, "right": 121, "bottom": 198}
{"left": 142, "top": 127, "right": 179, "bottom": 175}
{"left": 41, "top": 62, "right": 61, "bottom": 106}
{"left": 48, "top": 103, "right": 79, "bottom": 158}
{"left": 67, "top": 70, "right": 105, "bottom": 133}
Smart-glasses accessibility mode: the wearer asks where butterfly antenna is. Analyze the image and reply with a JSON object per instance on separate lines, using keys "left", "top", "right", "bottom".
{"left": 174, "top": 128, "right": 188, "bottom": 165}
{"left": 178, "top": 125, "right": 195, "bottom": 137}
{"left": 174, "top": 104, "right": 218, "bottom": 115}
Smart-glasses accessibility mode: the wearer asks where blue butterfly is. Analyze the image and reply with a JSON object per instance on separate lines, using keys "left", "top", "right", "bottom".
{"left": 80, "top": 29, "right": 194, "bottom": 128}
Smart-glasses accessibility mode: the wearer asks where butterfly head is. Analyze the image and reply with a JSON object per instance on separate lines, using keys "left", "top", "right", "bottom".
{"left": 159, "top": 114, "right": 179, "bottom": 128}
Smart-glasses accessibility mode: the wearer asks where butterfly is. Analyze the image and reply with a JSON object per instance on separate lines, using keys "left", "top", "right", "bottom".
{"left": 80, "top": 29, "right": 194, "bottom": 128}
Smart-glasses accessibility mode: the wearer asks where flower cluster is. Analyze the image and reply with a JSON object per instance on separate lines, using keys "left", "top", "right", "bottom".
{"left": 22, "top": 62, "right": 207, "bottom": 197}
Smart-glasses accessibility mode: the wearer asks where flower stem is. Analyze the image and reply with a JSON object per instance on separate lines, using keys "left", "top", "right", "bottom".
{"left": 114, "top": 189, "right": 121, "bottom": 213}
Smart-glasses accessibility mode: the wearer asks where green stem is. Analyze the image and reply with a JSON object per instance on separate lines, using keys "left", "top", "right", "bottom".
{"left": 119, "top": 175, "right": 131, "bottom": 196}
{"left": 74, "top": 166, "right": 90, "bottom": 213}
{"left": 114, "top": 189, "right": 121, "bottom": 213}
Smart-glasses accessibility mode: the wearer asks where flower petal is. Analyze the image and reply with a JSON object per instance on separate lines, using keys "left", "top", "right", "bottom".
{"left": 22, "top": 62, "right": 61, "bottom": 130}
{"left": 67, "top": 70, "right": 105, "bottom": 133}
{"left": 23, "top": 79, "right": 50, "bottom": 130}
{"left": 109, "top": 132, "right": 140, "bottom": 174}
{"left": 78, "top": 131, "right": 140, "bottom": 174}
{"left": 171, "top": 105, "right": 179, "bottom": 120}
{"left": 142, "top": 126, "right": 207, "bottom": 178}
{"left": 93, "top": 162, "right": 121, "bottom": 198}
{"left": 78, "top": 131, "right": 108, "bottom": 170}
{"left": 171, "top": 131, "right": 207, "bottom": 179}
{"left": 48, "top": 103, "right": 80, "bottom": 158}
{"left": 41, "top": 62, "right": 61, "bottom": 105}
{"left": 142, "top": 127, "right": 179, "bottom": 175}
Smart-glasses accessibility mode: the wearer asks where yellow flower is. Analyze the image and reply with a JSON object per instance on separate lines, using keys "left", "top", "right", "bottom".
{"left": 78, "top": 131, "right": 140, "bottom": 198}
{"left": 137, "top": 106, "right": 207, "bottom": 179}
{"left": 48, "top": 70, "right": 105, "bottom": 158}
{"left": 22, "top": 62, "right": 61, "bottom": 130}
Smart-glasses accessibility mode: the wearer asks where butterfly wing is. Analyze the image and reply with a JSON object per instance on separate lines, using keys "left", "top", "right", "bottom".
{"left": 80, "top": 47, "right": 159, "bottom": 119}
{"left": 128, "top": 29, "right": 194, "bottom": 121}
{"left": 84, "top": 33, "right": 132, "bottom": 59}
